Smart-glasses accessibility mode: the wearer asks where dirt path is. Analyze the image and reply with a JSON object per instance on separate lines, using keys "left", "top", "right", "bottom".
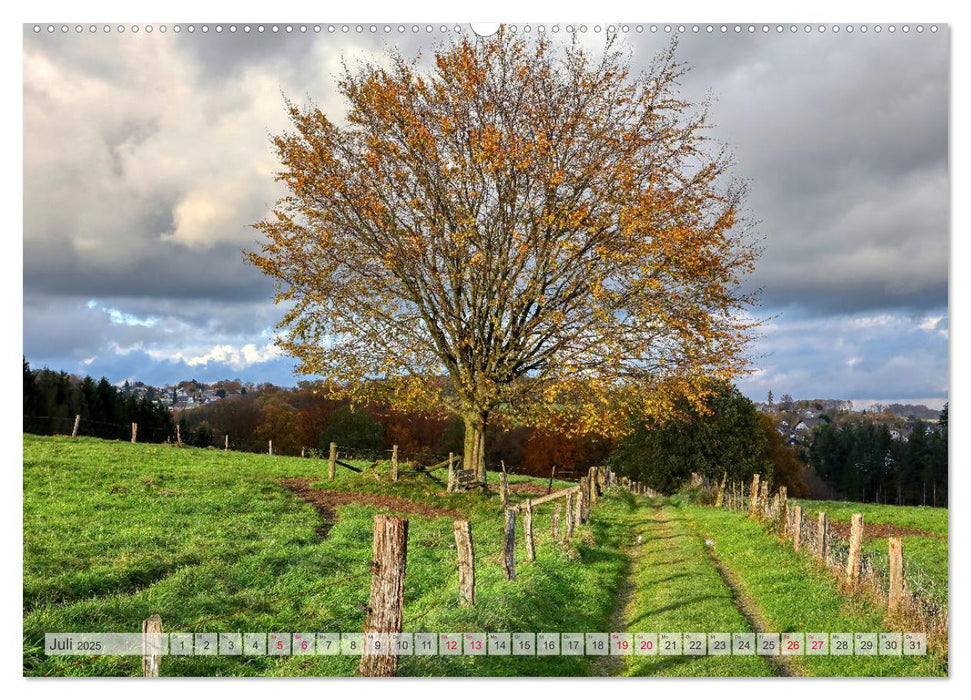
{"left": 615, "top": 501, "right": 778, "bottom": 677}
{"left": 278, "top": 478, "right": 462, "bottom": 538}
{"left": 591, "top": 502, "right": 648, "bottom": 677}
{"left": 700, "top": 539, "right": 803, "bottom": 677}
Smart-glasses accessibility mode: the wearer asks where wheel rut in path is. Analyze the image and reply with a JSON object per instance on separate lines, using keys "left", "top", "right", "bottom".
{"left": 694, "top": 518, "right": 804, "bottom": 677}
{"left": 614, "top": 502, "right": 783, "bottom": 677}
{"left": 592, "top": 500, "right": 649, "bottom": 677}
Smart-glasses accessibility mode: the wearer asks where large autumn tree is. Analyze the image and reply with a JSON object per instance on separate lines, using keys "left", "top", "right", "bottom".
{"left": 248, "top": 30, "right": 760, "bottom": 482}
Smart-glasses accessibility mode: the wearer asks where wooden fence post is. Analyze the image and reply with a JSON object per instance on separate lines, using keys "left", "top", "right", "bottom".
{"left": 846, "top": 514, "right": 864, "bottom": 588}
{"left": 588, "top": 468, "right": 598, "bottom": 503}
{"left": 499, "top": 469, "right": 509, "bottom": 508}
{"left": 454, "top": 520, "right": 475, "bottom": 606}
{"left": 301, "top": 446, "right": 306, "bottom": 458}
{"left": 817, "top": 512, "right": 828, "bottom": 561}
{"left": 552, "top": 503, "right": 561, "bottom": 539}
{"left": 564, "top": 491, "right": 576, "bottom": 540}
{"left": 142, "top": 613, "right": 163, "bottom": 677}
{"left": 748, "top": 474, "right": 760, "bottom": 518}
{"left": 524, "top": 499, "right": 536, "bottom": 562}
{"left": 225, "top": 434, "right": 229, "bottom": 451}
{"left": 359, "top": 515, "right": 408, "bottom": 677}
{"left": 888, "top": 536, "right": 906, "bottom": 614}
{"left": 268, "top": 440, "right": 273, "bottom": 456}
{"left": 328, "top": 442, "right": 337, "bottom": 480}
{"left": 131, "top": 423, "right": 137, "bottom": 444}
{"left": 175, "top": 424, "right": 182, "bottom": 447}
{"left": 715, "top": 471, "right": 727, "bottom": 508}
{"left": 778, "top": 487, "right": 788, "bottom": 533}
{"left": 72, "top": 414, "right": 81, "bottom": 438}
{"left": 759, "top": 481, "right": 769, "bottom": 518}
{"left": 577, "top": 477, "right": 588, "bottom": 523}
{"left": 502, "top": 508, "right": 516, "bottom": 580}
{"left": 391, "top": 445, "right": 398, "bottom": 482}
{"left": 447, "top": 452, "right": 455, "bottom": 493}
{"left": 792, "top": 505, "right": 802, "bottom": 551}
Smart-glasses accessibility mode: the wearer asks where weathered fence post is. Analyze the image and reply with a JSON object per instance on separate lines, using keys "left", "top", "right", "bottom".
{"left": 748, "top": 474, "right": 760, "bottom": 518}
{"left": 268, "top": 440, "right": 273, "bottom": 456}
{"left": 846, "top": 513, "right": 864, "bottom": 588}
{"left": 588, "top": 468, "right": 598, "bottom": 503}
{"left": 454, "top": 520, "right": 475, "bottom": 606}
{"left": 447, "top": 452, "right": 455, "bottom": 493}
{"left": 715, "top": 471, "right": 727, "bottom": 508}
{"left": 175, "top": 423, "right": 182, "bottom": 447}
{"left": 142, "top": 613, "right": 163, "bottom": 677}
{"left": 792, "top": 505, "right": 802, "bottom": 551}
{"left": 817, "top": 512, "right": 828, "bottom": 561}
{"left": 524, "top": 499, "right": 536, "bottom": 562}
{"left": 888, "top": 536, "right": 906, "bottom": 614}
{"left": 778, "top": 487, "right": 788, "bottom": 533}
{"left": 359, "top": 515, "right": 409, "bottom": 677}
{"left": 565, "top": 491, "right": 576, "bottom": 540}
{"left": 301, "top": 446, "right": 306, "bottom": 458}
{"left": 131, "top": 422, "right": 137, "bottom": 444}
{"left": 72, "top": 414, "right": 81, "bottom": 438}
{"left": 502, "top": 508, "right": 516, "bottom": 580}
{"left": 759, "top": 480, "right": 769, "bottom": 518}
{"left": 552, "top": 503, "right": 561, "bottom": 539}
{"left": 391, "top": 444, "right": 398, "bottom": 482}
{"left": 224, "top": 434, "right": 229, "bottom": 451}
{"left": 577, "top": 477, "right": 588, "bottom": 523}
{"left": 328, "top": 442, "right": 337, "bottom": 480}
{"left": 499, "top": 468, "right": 510, "bottom": 508}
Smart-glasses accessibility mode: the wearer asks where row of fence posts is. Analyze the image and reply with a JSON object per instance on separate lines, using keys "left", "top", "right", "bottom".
{"left": 718, "top": 473, "right": 910, "bottom": 615}
{"left": 137, "top": 464, "right": 647, "bottom": 677}
{"left": 70, "top": 414, "right": 194, "bottom": 448}
{"left": 78, "top": 426, "right": 520, "bottom": 498}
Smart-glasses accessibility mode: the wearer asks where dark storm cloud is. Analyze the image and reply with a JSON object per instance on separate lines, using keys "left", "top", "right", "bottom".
{"left": 666, "top": 30, "right": 950, "bottom": 315}
{"left": 24, "top": 239, "right": 274, "bottom": 301}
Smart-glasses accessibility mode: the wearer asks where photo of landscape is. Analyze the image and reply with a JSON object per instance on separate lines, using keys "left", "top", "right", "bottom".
{"left": 22, "top": 22, "right": 948, "bottom": 678}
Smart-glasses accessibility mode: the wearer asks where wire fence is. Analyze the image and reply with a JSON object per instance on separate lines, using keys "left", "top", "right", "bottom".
{"left": 721, "top": 479, "right": 947, "bottom": 637}
{"left": 24, "top": 414, "right": 175, "bottom": 444}
{"left": 24, "top": 413, "right": 584, "bottom": 487}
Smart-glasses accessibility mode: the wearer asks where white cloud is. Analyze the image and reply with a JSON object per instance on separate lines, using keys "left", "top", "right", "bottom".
{"left": 146, "top": 342, "right": 281, "bottom": 370}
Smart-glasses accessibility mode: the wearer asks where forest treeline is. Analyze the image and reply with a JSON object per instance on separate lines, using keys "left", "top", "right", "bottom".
{"left": 809, "top": 409, "right": 948, "bottom": 506}
{"left": 22, "top": 359, "right": 174, "bottom": 441}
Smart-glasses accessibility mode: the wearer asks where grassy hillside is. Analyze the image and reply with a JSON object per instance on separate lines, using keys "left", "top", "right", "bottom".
{"left": 24, "top": 435, "right": 627, "bottom": 676}
{"left": 23, "top": 435, "right": 948, "bottom": 677}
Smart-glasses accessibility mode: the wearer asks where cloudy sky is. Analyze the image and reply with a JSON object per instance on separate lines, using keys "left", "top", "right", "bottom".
{"left": 22, "top": 23, "right": 949, "bottom": 409}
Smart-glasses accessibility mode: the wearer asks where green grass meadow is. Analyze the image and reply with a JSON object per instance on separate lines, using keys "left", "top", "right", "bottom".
{"left": 23, "top": 435, "right": 947, "bottom": 677}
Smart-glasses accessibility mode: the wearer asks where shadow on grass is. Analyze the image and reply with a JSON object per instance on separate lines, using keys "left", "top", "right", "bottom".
{"left": 627, "top": 594, "right": 732, "bottom": 627}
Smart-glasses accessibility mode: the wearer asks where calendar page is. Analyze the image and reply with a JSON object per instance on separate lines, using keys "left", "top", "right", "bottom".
{"left": 21, "top": 15, "right": 949, "bottom": 682}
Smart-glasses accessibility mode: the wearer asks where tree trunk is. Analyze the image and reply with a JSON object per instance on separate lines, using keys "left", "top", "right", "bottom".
{"left": 463, "top": 411, "right": 488, "bottom": 483}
